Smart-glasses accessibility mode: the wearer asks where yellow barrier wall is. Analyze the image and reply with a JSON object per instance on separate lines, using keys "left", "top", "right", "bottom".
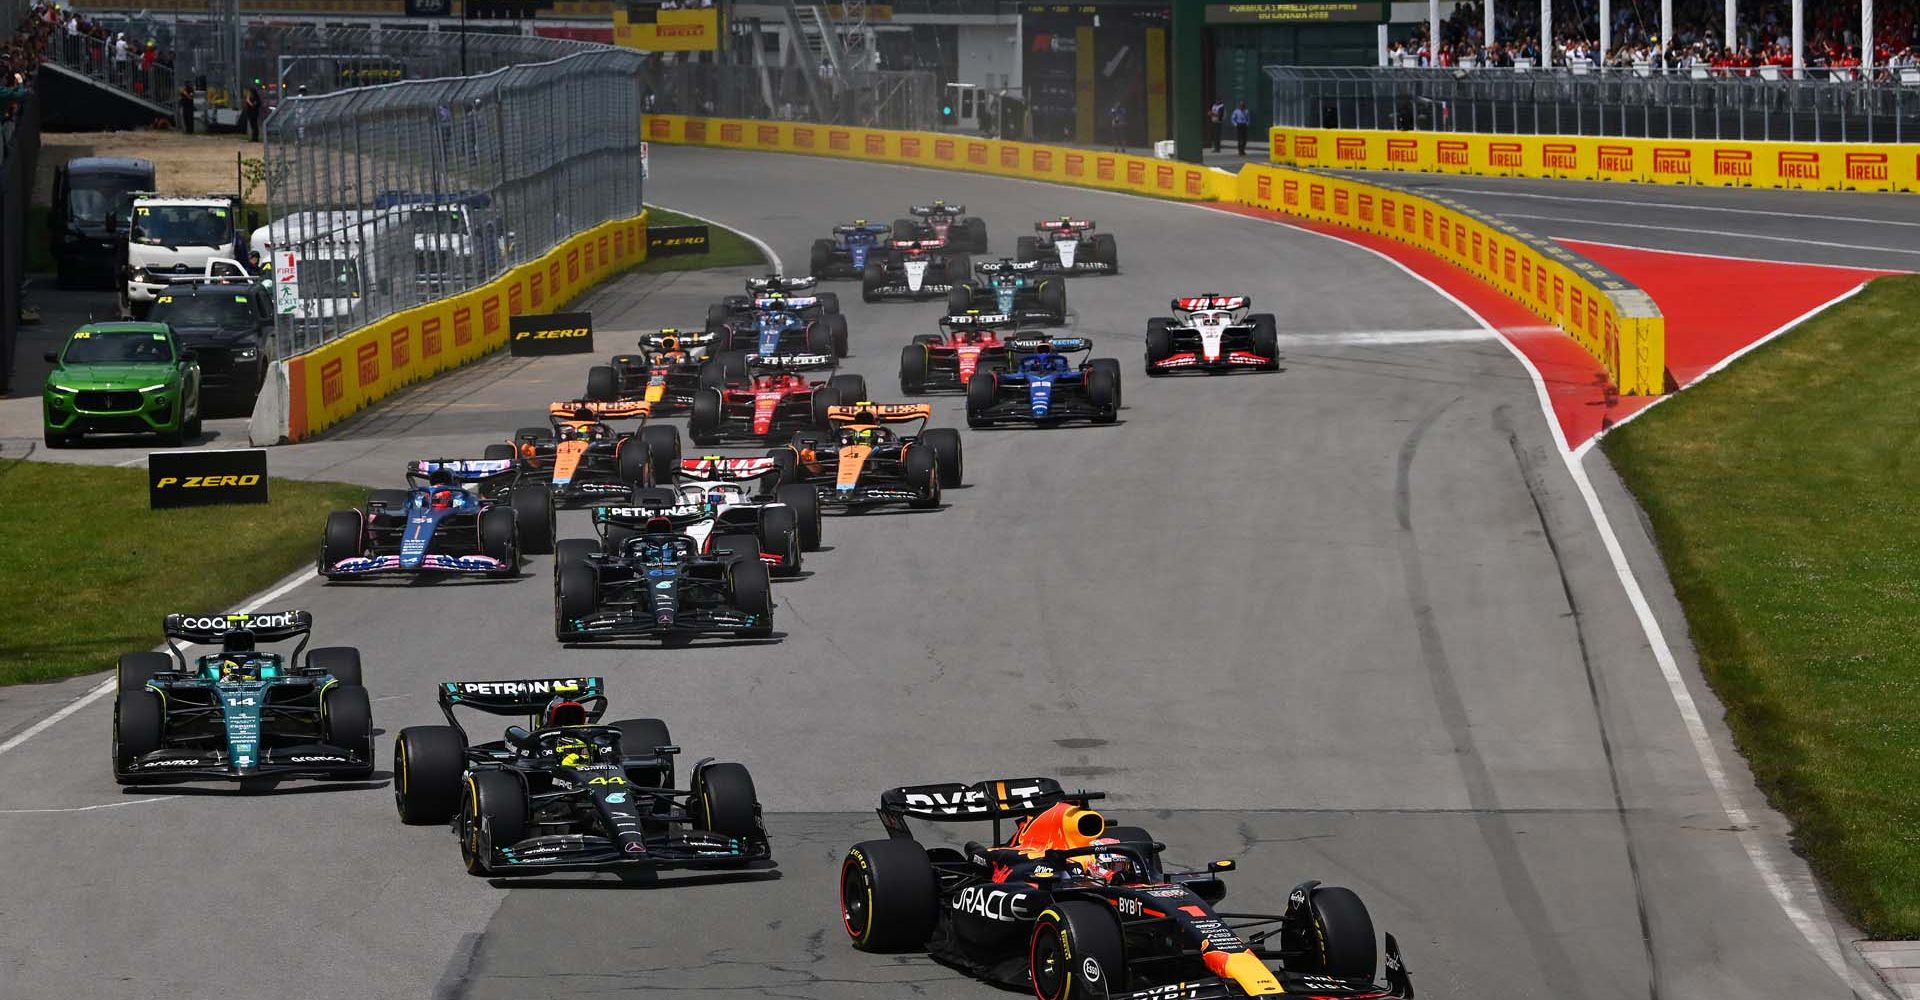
{"left": 1269, "top": 127, "right": 1920, "bottom": 193}
{"left": 284, "top": 213, "right": 649, "bottom": 441}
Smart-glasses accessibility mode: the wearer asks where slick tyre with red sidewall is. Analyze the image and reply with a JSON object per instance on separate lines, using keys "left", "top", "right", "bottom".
{"left": 841, "top": 838, "right": 937, "bottom": 952}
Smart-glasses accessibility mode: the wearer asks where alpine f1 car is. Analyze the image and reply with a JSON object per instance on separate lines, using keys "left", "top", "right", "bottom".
{"left": 967, "top": 337, "right": 1122, "bottom": 428}
{"left": 391, "top": 676, "right": 771, "bottom": 875}
{"left": 1015, "top": 218, "right": 1118, "bottom": 276}
{"left": 810, "top": 220, "right": 895, "bottom": 279}
{"left": 1146, "top": 296, "right": 1281, "bottom": 375}
{"left": 584, "top": 328, "right": 721, "bottom": 412}
{"left": 554, "top": 512, "right": 774, "bottom": 642}
{"left": 893, "top": 200, "right": 988, "bottom": 252}
{"left": 900, "top": 313, "right": 1013, "bottom": 395}
{"left": 709, "top": 275, "right": 841, "bottom": 324}
{"left": 838, "top": 777, "right": 1414, "bottom": 1000}
{"left": 319, "top": 459, "right": 555, "bottom": 580}
{"left": 485, "top": 400, "right": 682, "bottom": 508}
{"left": 707, "top": 294, "right": 851, "bottom": 359}
{"left": 774, "top": 402, "right": 963, "bottom": 511}
{"left": 945, "top": 259, "right": 1067, "bottom": 326}
{"left": 114, "top": 610, "right": 374, "bottom": 785}
{"left": 862, "top": 240, "right": 972, "bottom": 303}
{"left": 689, "top": 354, "right": 868, "bottom": 446}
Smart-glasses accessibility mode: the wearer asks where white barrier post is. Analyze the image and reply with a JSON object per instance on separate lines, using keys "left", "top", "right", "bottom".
{"left": 1725, "top": 0, "right": 1736, "bottom": 57}
{"left": 1791, "top": 0, "right": 1804, "bottom": 79}
{"left": 1540, "top": 0, "right": 1550, "bottom": 69}
{"left": 1600, "top": 0, "right": 1610, "bottom": 66}
{"left": 1429, "top": 0, "right": 1439, "bottom": 66}
{"left": 1660, "top": 0, "right": 1672, "bottom": 70}
{"left": 1485, "top": 0, "right": 1495, "bottom": 59}
{"left": 1862, "top": 0, "right": 1873, "bottom": 74}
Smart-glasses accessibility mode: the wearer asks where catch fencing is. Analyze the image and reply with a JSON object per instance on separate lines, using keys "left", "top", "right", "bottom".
{"left": 640, "top": 60, "right": 939, "bottom": 132}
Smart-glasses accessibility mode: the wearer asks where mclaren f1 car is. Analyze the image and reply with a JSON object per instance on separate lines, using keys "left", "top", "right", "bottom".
{"left": 773, "top": 402, "right": 963, "bottom": 511}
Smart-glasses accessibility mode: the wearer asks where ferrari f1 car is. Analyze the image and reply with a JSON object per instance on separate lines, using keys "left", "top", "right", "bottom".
{"left": 966, "top": 337, "right": 1122, "bottom": 427}
{"left": 689, "top": 354, "right": 868, "bottom": 446}
{"left": 707, "top": 294, "right": 850, "bottom": 359}
{"left": 945, "top": 259, "right": 1067, "bottom": 326}
{"left": 838, "top": 777, "right": 1413, "bottom": 1000}
{"left": 319, "top": 459, "right": 554, "bottom": 580}
{"left": 1146, "top": 295, "right": 1281, "bottom": 375}
{"left": 774, "top": 402, "right": 963, "bottom": 511}
{"left": 554, "top": 512, "right": 773, "bottom": 642}
{"left": 900, "top": 313, "right": 1013, "bottom": 395}
{"left": 1015, "top": 218, "right": 1118, "bottom": 275}
{"left": 486, "top": 400, "right": 681, "bottom": 508}
{"left": 114, "top": 610, "right": 374, "bottom": 784}
{"left": 810, "top": 220, "right": 895, "bottom": 279}
{"left": 862, "top": 240, "right": 972, "bottom": 303}
{"left": 583, "top": 328, "right": 720, "bottom": 412}
{"left": 391, "top": 676, "right": 770, "bottom": 875}
{"left": 893, "top": 201, "right": 988, "bottom": 252}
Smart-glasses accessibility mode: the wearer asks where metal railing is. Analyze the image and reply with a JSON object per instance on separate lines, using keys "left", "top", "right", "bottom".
{"left": 1269, "top": 66, "right": 1920, "bottom": 142}
{"left": 262, "top": 47, "right": 646, "bottom": 357}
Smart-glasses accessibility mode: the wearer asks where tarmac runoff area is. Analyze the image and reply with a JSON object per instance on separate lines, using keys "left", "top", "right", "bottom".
{"left": 0, "top": 144, "right": 1896, "bottom": 999}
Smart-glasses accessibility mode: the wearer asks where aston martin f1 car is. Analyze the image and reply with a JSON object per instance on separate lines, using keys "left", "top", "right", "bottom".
{"left": 773, "top": 402, "right": 963, "bottom": 510}
{"left": 688, "top": 352, "right": 867, "bottom": 446}
{"left": 811, "top": 220, "right": 895, "bottom": 279}
{"left": 862, "top": 240, "right": 972, "bottom": 303}
{"left": 1015, "top": 218, "right": 1118, "bottom": 275}
{"left": 893, "top": 201, "right": 988, "bottom": 252}
{"left": 707, "top": 294, "right": 851, "bottom": 359}
{"left": 583, "top": 328, "right": 721, "bottom": 412}
{"left": 390, "top": 676, "right": 771, "bottom": 875}
{"left": 838, "top": 777, "right": 1413, "bottom": 1000}
{"left": 554, "top": 514, "right": 773, "bottom": 642}
{"left": 113, "top": 610, "right": 374, "bottom": 785}
{"left": 966, "top": 337, "right": 1121, "bottom": 427}
{"left": 486, "top": 400, "right": 682, "bottom": 508}
{"left": 900, "top": 313, "right": 1013, "bottom": 395}
{"left": 318, "top": 459, "right": 555, "bottom": 580}
{"left": 945, "top": 259, "right": 1068, "bottom": 326}
{"left": 1146, "top": 295, "right": 1281, "bottom": 375}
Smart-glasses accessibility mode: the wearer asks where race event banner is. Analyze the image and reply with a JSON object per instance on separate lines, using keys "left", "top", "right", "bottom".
{"left": 149, "top": 449, "right": 270, "bottom": 509}
{"left": 614, "top": 5, "right": 721, "bottom": 52}
{"left": 647, "top": 224, "right": 710, "bottom": 257}
{"left": 509, "top": 311, "right": 595, "bottom": 357}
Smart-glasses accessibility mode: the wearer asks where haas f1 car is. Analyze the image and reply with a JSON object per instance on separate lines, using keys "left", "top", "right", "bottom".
{"left": 901, "top": 313, "right": 1013, "bottom": 395}
{"left": 1146, "top": 296, "right": 1281, "bottom": 375}
{"left": 839, "top": 777, "right": 1414, "bottom": 1000}
{"left": 776, "top": 403, "right": 963, "bottom": 511}
{"left": 811, "top": 220, "right": 895, "bottom": 279}
{"left": 893, "top": 201, "right": 988, "bottom": 252}
{"left": 557, "top": 465, "right": 819, "bottom": 578}
{"left": 584, "top": 328, "right": 721, "bottom": 412}
{"left": 554, "top": 510, "right": 774, "bottom": 642}
{"left": 114, "top": 610, "right": 374, "bottom": 785}
{"left": 863, "top": 240, "right": 973, "bottom": 303}
{"left": 391, "top": 676, "right": 771, "bottom": 875}
{"left": 1016, "top": 218, "right": 1118, "bottom": 276}
{"left": 689, "top": 354, "right": 868, "bottom": 446}
{"left": 319, "top": 460, "right": 555, "bottom": 580}
{"left": 967, "top": 337, "right": 1122, "bottom": 428}
{"left": 946, "top": 259, "right": 1068, "bottom": 326}
{"left": 486, "top": 401, "right": 682, "bottom": 508}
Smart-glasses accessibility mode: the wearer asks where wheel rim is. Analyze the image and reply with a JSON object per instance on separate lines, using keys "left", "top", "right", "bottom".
{"left": 1030, "top": 917, "right": 1067, "bottom": 999}
{"left": 839, "top": 856, "right": 870, "bottom": 941}
{"left": 394, "top": 738, "right": 409, "bottom": 809}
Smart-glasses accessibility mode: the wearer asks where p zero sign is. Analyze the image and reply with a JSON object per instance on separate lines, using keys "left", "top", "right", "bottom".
{"left": 149, "top": 449, "right": 269, "bottom": 509}
{"left": 647, "top": 224, "right": 711, "bottom": 257}
{"left": 509, "top": 311, "right": 594, "bottom": 357}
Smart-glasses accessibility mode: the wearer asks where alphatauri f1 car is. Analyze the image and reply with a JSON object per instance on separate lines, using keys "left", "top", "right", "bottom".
{"left": 862, "top": 240, "right": 972, "bottom": 303}
{"left": 319, "top": 459, "right": 555, "bottom": 579}
{"left": 966, "top": 337, "right": 1122, "bottom": 427}
{"left": 1146, "top": 296, "right": 1281, "bottom": 375}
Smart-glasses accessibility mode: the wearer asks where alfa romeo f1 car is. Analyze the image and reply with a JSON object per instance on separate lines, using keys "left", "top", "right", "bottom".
{"left": 838, "top": 777, "right": 1413, "bottom": 1000}
{"left": 900, "top": 313, "right": 1012, "bottom": 395}
{"left": 1146, "top": 296, "right": 1281, "bottom": 375}
{"left": 1015, "top": 218, "right": 1118, "bottom": 276}
{"left": 967, "top": 337, "right": 1121, "bottom": 427}
{"left": 862, "top": 240, "right": 972, "bottom": 303}
{"left": 774, "top": 403, "right": 963, "bottom": 511}
{"left": 391, "top": 676, "right": 770, "bottom": 875}
{"left": 319, "top": 459, "right": 555, "bottom": 580}
{"left": 810, "top": 220, "right": 895, "bottom": 279}
{"left": 689, "top": 356, "right": 868, "bottom": 446}
{"left": 114, "top": 610, "right": 374, "bottom": 785}
{"left": 893, "top": 201, "right": 988, "bottom": 252}
{"left": 945, "top": 259, "right": 1067, "bottom": 326}
{"left": 485, "top": 400, "right": 682, "bottom": 507}
{"left": 554, "top": 512, "right": 774, "bottom": 642}
{"left": 583, "top": 328, "right": 720, "bottom": 412}
{"left": 707, "top": 294, "right": 851, "bottom": 359}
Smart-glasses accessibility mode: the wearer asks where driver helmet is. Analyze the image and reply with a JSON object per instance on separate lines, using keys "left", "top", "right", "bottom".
{"left": 753, "top": 373, "right": 781, "bottom": 390}
{"left": 1076, "top": 838, "right": 1136, "bottom": 884}
{"left": 543, "top": 697, "right": 589, "bottom": 728}
{"left": 218, "top": 654, "right": 262, "bottom": 682}
{"left": 658, "top": 333, "right": 679, "bottom": 351}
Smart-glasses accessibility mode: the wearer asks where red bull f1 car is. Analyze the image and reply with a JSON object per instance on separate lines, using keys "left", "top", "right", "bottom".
{"left": 966, "top": 336, "right": 1122, "bottom": 428}
{"left": 584, "top": 328, "right": 721, "bottom": 413}
{"left": 863, "top": 240, "right": 973, "bottom": 303}
{"left": 486, "top": 400, "right": 681, "bottom": 508}
{"left": 688, "top": 354, "right": 868, "bottom": 446}
{"left": 894, "top": 200, "right": 989, "bottom": 252}
{"left": 1146, "top": 296, "right": 1281, "bottom": 375}
{"left": 319, "top": 459, "right": 555, "bottom": 580}
{"left": 1015, "top": 218, "right": 1118, "bottom": 275}
{"left": 774, "top": 403, "right": 963, "bottom": 511}
{"left": 838, "top": 777, "right": 1413, "bottom": 1000}
{"left": 900, "top": 313, "right": 1013, "bottom": 395}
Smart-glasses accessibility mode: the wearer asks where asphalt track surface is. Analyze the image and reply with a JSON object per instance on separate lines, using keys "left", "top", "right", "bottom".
{"left": 0, "top": 145, "right": 1885, "bottom": 1000}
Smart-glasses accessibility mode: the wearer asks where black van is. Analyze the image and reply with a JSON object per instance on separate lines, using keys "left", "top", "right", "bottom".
{"left": 50, "top": 156, "right": 156, "bottom": 289}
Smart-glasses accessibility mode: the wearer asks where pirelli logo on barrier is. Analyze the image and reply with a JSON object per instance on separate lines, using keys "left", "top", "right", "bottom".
{"left": 508, "top": 283, "right": 524, "bottom": 316}
{"left": 692, "top": 121, "right": 712, "bottom": 142}
{"left": 1097, "top": 156, "right": 1115, "bottom": 181}
{"left": 1847, "top": 152, "right": 1890, "bottom": 182}
{"left": 1488, "top": 142, "right": 1523, "bottom": 169}
{"left": 1335, "top": 136, "right": 1367, "bottom": 163}
{"left": 356, "top": 341, "right": 380, "bottom": 387}
{"left": 150, "top": 449, "right": 269, "bottom": 510}
{"left": 719, "top": 122, "right": 739, "bottom": 143}
{"left": 1128, "top": 159, "right": 1146, "bottom": 185}
{"left": 1777, "top": 150, "right": 1821, "bottom": 181}
{"left": 1437, "top": 140, "right": 1468, "bottom": 167}
{"left": 793, "top": 127, "right": 814, "bottom": 150}
{"left": 1653, "top": 147, "right": 1692, "bottom": 177}
{"left": 648, "top": 224, "right": 710, "bottom": 256}
{"left": 1033, "top": 149, "right": 1053, "bottom": 173}
{"left": 1293, "top": 135, "right": 1318, "bottom": 161}
{"left": 510, "top": 311, "right": 594, "bottom": 357}
{"left": 1597, "top": 144, "right": 1636, "bottom": 175}
{"left": 757, "top": 124, "right": 779, "bottom": 146}
{"left": 321, "top": 357, "right": 344, "bottom": 406}
{"left": 390, "top": 327, "right": 411, "bottom": 373}
{"left": 648, "top": 118, "right": 672, "bottom": 140}
{"left": 867, "top": 133, "right": 886, "bottom": 156}
{"left": 1714, "top": 149, "right": 1753, "bottom": 178}
{"left": 1157, "top": 164, "right": 1174, "bottom": 190}
{"left": 1386, "top": 138, "right": 1418, "bottom": 166}
{"left": 1065, "top": 153, "right": 1084, "bottom": 178}
{"left": 1541, "top": 142, "right": 1578, "bottom": 170}
{"left": 969, "top": 142, "right": 989, "bottom": 166}
{"left": 1001, "top": 145, "right": 1021, "bottom": 169}
{"left": 422, "top": 316, "right": 443, "bottom": 359}
{"left": 935, "top": 138, "right": 956, "bottom": 161}
{"left": 1186, "top": 170, "right": 1205, "bottom": 196}
{"left": 454, "top": 306, "right": 473, "bottom": 347}
{"left": 900, "top": 136, "right": 922, "bottom": 158}
{"left": 830, "top": 129, "right": 850, "bottom": 151}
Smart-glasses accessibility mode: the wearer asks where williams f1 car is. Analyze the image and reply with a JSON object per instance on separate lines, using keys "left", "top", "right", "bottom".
{"left": 114, "top": 610, "right": 374, "bottom": 785}
{"left": 945, "top": 259, "right": 1067, "bottom": 326}
{"left": 893, "top": 201, "right": 988, "bottom": 252}
{"left": 1146, "top": 296, "right": 1281, "bottom": 375}
{"left": 583, "top": 328, "right": 721, "bottom": 412}
{"left": 390, "top": 676, "right": 771, "bottom": 875}
{"left": 554, "top": 512, "right": 773, "bottom": 642}
{"left": 810, "top": 220, "right": 895, "bottom": 279}
{"left": 774, "top": 403, "right": 963, "bottom": 511}
{"left": 862, "top": 240, "right": 972, "bottom": 303}
{"left": 1015, "top": 218, "right": 1118, "bottom": 275}
{"left": 689, "top": 355, "right": 867, "bottom": 446}
{"left": 966, "top": 337, "right": 1121, "bottom": 427}
{"left": 838, "top": 777, "right": 1413, "bottom": 1000}
{"left": 900, "top": 313, "right": 1013, "bottom": 395}
{"left": 319, "top": 459, "right": 555, "bottom": 579}
{"left": 707, "top": 294, "right": 850, "bottom": 359}
{"left": 487, "top": 400, "right": 682, "bottom": 507}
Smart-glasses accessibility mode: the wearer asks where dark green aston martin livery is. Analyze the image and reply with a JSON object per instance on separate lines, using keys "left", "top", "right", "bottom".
{"left": 43, "top": 322, "right": 203, "bottom": 447}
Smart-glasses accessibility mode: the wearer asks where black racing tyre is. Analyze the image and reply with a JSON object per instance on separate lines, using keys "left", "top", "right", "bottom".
{"left": 803, "top": 318, "right": 833, "bottom": 357}
{"left": 321, "top": 683, "right": 375, "bottom": 776}
{"left": 817, "top": 291, "right": 841, "bottom": 315}
{"left": 921, "top": 427, "right": 963, "bottom": 487}
{"left": 966, "top": 370, "right": 997, "bottom": 428}
{"left": 730, "top": 558, "right": 774, "bottom": 637}
{"left": 483, "top": 443, "right": 516, "bottom": 462}
{"left": 1016, "top": 235, "right": 1040, "bottom": 262}
{"left": 767, "top": 447, "right": 799, "bottom": 486}
{"left": 1086, "top": 366, "right": 1120, "bottom": 423}
{"left": 1039, "top": 278, "right": 1066, "bottom": 318}
{"left": 891, "top": 218, "right": 917, "bottom": 241}
{"left": 585, "top": 365, "right": 620, "bottom": 402}
{"left": 776, "top": 483, "right": 822, "bottom": 550}
{"left": 554, "top": 537, "right": 600, "bottom": 575}
{"left": 700, "top": 350, "right": 749, "bottom": 390}
{"left": 811, "top": 387, "right": 843, "bottom": 430}
{"left": 556, "top": 561, "right": 598, "bottom": 636}
{"left": 321, "top": 511, "right": 362, "bottom": 572}
{"left": 1250, "top": 312, "right": 1281, "bottom": 371}
{"left": 462, "top": 770, "right": 528, "bottom": 876}
{"left": 113, "top": 689, "right": 165, "bottom": 779}
{"left": 710, "top": 531, "right": 762, "bottom": 566}
{"left": 1091, "top": 233, "right": 1119, "bottom": 271}
{"left": 1145, "top": 322, "right": 1174, "bottom": 376}
{"left": 946, "top": 285, "right": 972, "bottom": 315}
{"left": 827, "top": 313, "right": 850, "bottom": 357}
{"left": 118, "top": 651, "right": 171, "bottom": 694}
{"left": 828, "top": 373, "right": 868, "bottom": 404}
{"left": 307, "top": 646, "right": 363, "bottom": 686}
{"left": 690, "top": 387, "right": 725, "bottom": 446}
{"left": 616, "top": 436, "right": 652, "bottom": 485}
{"left": 861, "top": 261, "right": 885, "bottom": 303}
{"left": 1030, "top": 900, "right": 1127, "bottom": 999}
{"left": 510, "top": 484, "right": 555, "bottom": 555}
{"left": 610, "top": 717, "right": 674, "bottom": 788}
{"left": 1089, "top": 358, "right": 1124, "bottom": 412}
{"left": 810, "top": 238, "right": 834, "bottom": 276}
{"left": 963, "top": 216, "right": 989, "bottom": 252}
{"left": 903, "top": 444, "right": 941, "bottom": 509}
{"left": 693, "top": 761, "right": 760, "bottom": 841}
{"left": 393, "top": 725, "right": 467, "bottom": 824}
{"left": 944, "top": 252, "right": 973, "bottom": 285}
{"left": 1290, "top": 886, "right": 1378, "bottom": 979}
{"left": 706, "top": 303, "right": 731, "bottom": 331}
{"left": 757, "top": 503, "right": 802, "bottom": 576}
{"left": 841, "top": 838, "right": 938, "bottom": 951}
{"left": 478, "top": 507, "right": 517, "bottom": 571}
{"left": 641, "top": 424, "right": 682, "bottom": 484}
{"left": 899, "top": 344, "right": 928, "bottom": 395}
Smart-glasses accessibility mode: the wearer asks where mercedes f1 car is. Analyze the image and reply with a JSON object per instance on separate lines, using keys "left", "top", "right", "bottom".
{"left": 1146, "top": 295, "right": 1281, "bottom": 375}
{"left": 707, "top": 294, "right": 850, "bottom": 359}
{"left": 689, "top": 354, "right": 868, "bottom": 446}
{"left": 811, "top": 220, "right": 895, "bottom": 279}
{"left": 390, "top": 676, "right": 771, "bottom": 875}
{"left": 583, "top": 328, "right": 721, "bottom": 412}
{"left": 1015, "top": 218, "right": 1118, "bottom": 275}
{"left": 319, "top": 459, "right": 555, "bottom": 580}
{"left": 862, "top": 240, "right": 972, "bottom": 303}
{"left": 893, "top": 201, "right": 988, "bottom": 252}
{"left": 114, "top": 610, "right": 374, "bottom": 785}
{"left": 838, "top": 777, "right": 1414, "bottom": 1000}
{"left": 554, "top": 512, "right": 773, "bottom": 642}
{"left": 966, "top": 337, "right": 1121, "bottom": 428}
{"left": 900, "top": 313, "right": 1013, "bottom": 395}
{"left": 945, "top": 259, "right": 1068, "bottom": 326}
{"left": 774, "top": 402, "right": 963, "bottom": 511}
{"left": 486, "top": 400, "right": 682, "bottom": 508}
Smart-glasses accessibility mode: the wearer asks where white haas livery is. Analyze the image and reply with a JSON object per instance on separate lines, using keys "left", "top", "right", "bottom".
{"left": 1144, "top": 295, "right": 1282, "bottom": 375}
{"left": 640, "top": 456, "right": 827, "bottom": 574}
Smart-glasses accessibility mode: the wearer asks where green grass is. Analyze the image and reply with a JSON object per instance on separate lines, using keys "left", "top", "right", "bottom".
{"left": 637, "top": 205, "right": 766, "bottom": 272}
{"left": 0, "top": 459, "right": 364, "bottom": 687}
{"left": 1603, "top": 274, "right": 1920, "bottom": 938}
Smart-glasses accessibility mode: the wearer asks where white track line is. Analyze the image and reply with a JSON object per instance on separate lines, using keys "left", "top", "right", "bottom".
{"left": 1555, "top": 236, "right": 1917, "bottom": 274}
{"left": 1497, "top": 212, "right": 1920, "bottom": 257}
{"left": 1279, "top": 328, "right": 1491, "bottom": 346}
{"left": 1421, "top": 185, "right": 1920, "bottom": 228}
{"left": 0, "top": 796, "right": 180, "bottom": 815}
{"left": 649, "top": 204, "right": 784, "bottom": 274}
